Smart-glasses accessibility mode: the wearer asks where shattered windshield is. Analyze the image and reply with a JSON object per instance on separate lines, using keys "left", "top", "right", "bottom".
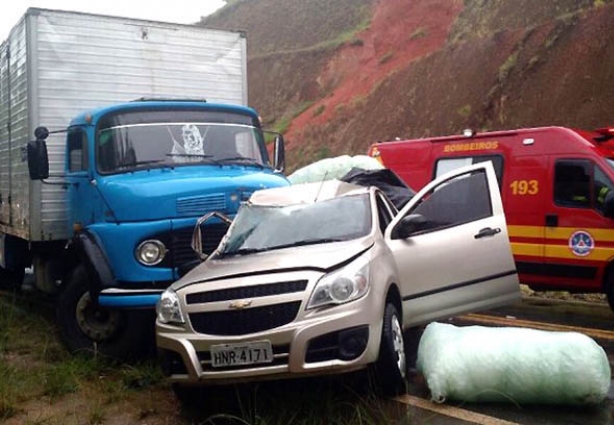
{"left": 220, "top": 194, "right": 372, "bottom": 255}
{"left": 96, "top": 110, "right": 269, "bottom": 174}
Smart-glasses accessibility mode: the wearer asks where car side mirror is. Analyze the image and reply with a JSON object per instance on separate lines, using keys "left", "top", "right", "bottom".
{"left": 273, "top": 134, "right": 285, "bottom": 172}
{"left": 27, "top": 126, "right": 50, "bottom": 180}
{"left": 391, "top": 214, "right": 427, "bottom": 239}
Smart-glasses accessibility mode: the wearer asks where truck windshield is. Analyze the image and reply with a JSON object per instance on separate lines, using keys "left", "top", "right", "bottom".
{"left": 219, "top": 194, "right": 372, "bottom": 255}
{"left": 96, "top": 110, "right": 269, "bottom": 174}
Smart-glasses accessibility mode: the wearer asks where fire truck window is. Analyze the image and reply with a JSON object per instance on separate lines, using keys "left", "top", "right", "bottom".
{"left": 436, "top": 155, "right": 504, "bottom": 188}
{"left": 554, "top": 161, "right": 591, "bottom": 208}
{"left": 411, "top": 170, "right": 491, "bottom": 233}
{"left": 594, "top": 166, "right": 614, "bottom": 214}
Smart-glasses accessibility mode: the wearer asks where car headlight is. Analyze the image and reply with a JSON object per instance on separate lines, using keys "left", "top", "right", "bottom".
{"left": 307, "top": 253, "right": 370, "bottom": 309}
{"left": 156, "top": 289, "right": 185, "bottom": 324}
{"left": 136, "top": 239, "right": 167, "bottom": 266}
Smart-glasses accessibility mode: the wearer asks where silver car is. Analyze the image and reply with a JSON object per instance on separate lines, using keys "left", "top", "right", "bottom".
{"left": 156, "top": 162, "right": 519, "bottom": 399}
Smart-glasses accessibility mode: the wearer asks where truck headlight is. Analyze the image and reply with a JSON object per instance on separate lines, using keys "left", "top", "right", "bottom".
{"left": 136, "top": 239, "right": 167, "bottom": 266}
{"left": 307, "top": 253, "right": 370, "bottom": 310}
{"left": 156, "top": 289, "right": 185, "bottom": 324}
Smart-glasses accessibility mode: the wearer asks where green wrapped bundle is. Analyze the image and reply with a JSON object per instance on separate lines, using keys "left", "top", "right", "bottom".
{"left": 417, "top": 322, "right": 611, "bottom": 405}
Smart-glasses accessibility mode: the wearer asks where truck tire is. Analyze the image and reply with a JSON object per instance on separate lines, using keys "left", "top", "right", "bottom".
{"left": 370, "top": 303, "right": 407, "bottom": 396}
{"left": 56, "top": 264, "right": 154, "bottom": 361}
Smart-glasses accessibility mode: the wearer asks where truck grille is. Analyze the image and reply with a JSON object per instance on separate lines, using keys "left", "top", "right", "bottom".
{"left": 186, "top": 280, "right": 308, "bottom": 304}
{"left": 170, "top": 223, "right": 229, "bottom": 265}
{"left": 189, "top": 301, "right": 301, "bottom": 336}
{"left": 176, "top": 194, "right": 226, "bottom": 216}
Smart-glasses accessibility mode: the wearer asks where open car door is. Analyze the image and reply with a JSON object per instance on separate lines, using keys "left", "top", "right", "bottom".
{"left": 384, "top": 162, "right": 519, "bottom": 327}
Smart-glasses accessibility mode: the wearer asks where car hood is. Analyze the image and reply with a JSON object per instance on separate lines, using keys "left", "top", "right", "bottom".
{"left": 173, "top": 237, "right": 374, "bottom": 291}
{"left": 97, "top": 167, "right": 288, "bottom": 222}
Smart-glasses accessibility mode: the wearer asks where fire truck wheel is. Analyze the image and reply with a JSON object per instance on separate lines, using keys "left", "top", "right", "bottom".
{"left": 56, "top": 264, "right": 154, "bottom": 361}
{"left": 606, "top": 273, "right": 614, "bottom": 312}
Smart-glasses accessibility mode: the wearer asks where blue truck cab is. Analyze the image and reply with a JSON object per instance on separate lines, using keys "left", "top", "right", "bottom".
{"left": 26, "top": 99, "right": 288, "bottom": 359}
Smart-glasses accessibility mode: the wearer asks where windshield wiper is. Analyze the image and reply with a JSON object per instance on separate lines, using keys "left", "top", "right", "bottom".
{"left": 217, "top": 156, "right": 266, "bottom": 169}
{"left": 221, "top": 238, "right": 345, "bottom": 257}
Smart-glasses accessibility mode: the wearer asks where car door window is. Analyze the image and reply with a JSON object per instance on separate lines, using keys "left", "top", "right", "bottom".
{"left": 410, "top": 170, "right": 492, "bottom": 233}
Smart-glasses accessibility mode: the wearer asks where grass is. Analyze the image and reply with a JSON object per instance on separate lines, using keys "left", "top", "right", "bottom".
{"left": 498, "top": 51, "right": 518, "bottom": 81}
{"left": 0, "top": 291, "right": 411, "bottom": 424}
{"left": 409, "top": 27, "right": 428, "bottom": 41}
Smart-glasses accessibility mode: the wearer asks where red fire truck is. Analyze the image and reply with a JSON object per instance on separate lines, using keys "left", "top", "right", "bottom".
{"left": 369, "top": 126, "right": 614, "bottom": 310}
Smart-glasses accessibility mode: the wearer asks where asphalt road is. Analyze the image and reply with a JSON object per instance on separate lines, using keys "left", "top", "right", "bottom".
{"left": 399, "top": 298, "right": 614, "bottom": 424}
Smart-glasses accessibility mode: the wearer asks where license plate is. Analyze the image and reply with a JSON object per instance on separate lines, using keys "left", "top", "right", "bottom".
{"left": 210, "top": 341, "right": 274, "bottom": 368}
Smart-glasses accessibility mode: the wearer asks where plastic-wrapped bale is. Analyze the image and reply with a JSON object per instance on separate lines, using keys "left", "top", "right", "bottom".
{"left": 416, "top": 322, "right": 611, "bottom": 405}
{"left": 288, "top": 155, "right": 383, "bottom": 185}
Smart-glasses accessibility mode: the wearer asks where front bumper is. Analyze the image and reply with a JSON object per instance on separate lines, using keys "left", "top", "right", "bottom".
{"left": 156, "top": 278, "right": 383, "bottom": 385}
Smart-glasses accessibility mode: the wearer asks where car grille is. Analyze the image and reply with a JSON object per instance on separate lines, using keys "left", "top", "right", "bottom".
{"left": 186, "top": 280, "right": 308, "bottom": 304}
{"left": 189, "top": 301, "right": 301, "bottom": 336}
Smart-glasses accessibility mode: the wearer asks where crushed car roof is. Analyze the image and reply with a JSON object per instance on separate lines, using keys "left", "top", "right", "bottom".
{"left": 249, "top": 179, "right": 370, "bottom": 206}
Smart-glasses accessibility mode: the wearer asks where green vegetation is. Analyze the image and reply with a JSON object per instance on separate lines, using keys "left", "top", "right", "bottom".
{"left": 312, "top": 104, "right": 326, "bottom": 117}
{"left": 594, "top": 0, "right": 606, "bottom": 7}
{"left": 457, "top": 104, "right": 472, "bottom": 118}
{"left": 378, "top": 51, "right": 395, "bottom": 65}
{"left": 409, "top": 27, "right": 428, "bottom": 40}
{"left": 0, "top": 292, "right": 411, "bottom": 424}
{"left": 498, "top": 51, "right": 518, "bottom": 81}
{"left": 271, "top": 101, "right": 315, "bottom": 136}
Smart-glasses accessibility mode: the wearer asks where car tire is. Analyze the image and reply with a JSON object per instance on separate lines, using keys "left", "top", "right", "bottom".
{"left": 371, "top": 303, "right": 407, "bottom": 396}
{"left": 56, "top": 264, "right": 154, "bottom": 361}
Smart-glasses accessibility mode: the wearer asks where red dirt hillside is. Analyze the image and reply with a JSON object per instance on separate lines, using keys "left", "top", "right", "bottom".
{"left": 286, "top": 0, "right": 464, "bottom": 147}
{"left": 204, "top": 0, "right": 614, "bottom": 170}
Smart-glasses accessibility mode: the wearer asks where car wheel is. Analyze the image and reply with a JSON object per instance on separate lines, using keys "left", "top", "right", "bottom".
{"left": 56, "top": 264, "right": 154, "bottom": 360}
{"left": 372, "top": 303, "right": 407, "bottom": 396}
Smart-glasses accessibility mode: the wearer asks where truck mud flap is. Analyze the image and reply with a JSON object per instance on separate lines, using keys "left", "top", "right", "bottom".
{"left": 73, "top": 232, "right": 117, "bottom": 299}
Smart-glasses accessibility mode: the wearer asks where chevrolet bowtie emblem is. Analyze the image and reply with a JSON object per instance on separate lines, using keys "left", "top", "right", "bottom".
{"left": 229, "top": 300, "right": 252, "bottom": 309}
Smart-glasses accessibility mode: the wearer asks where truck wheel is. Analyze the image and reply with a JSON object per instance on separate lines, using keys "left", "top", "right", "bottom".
{"left": 371, "top": 303, "right": 407, "bottom": 396}
{"left": 56, "top": 264, "right": 154, "bottom": 361}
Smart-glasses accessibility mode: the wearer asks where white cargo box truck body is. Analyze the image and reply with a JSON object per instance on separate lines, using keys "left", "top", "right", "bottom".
{"left": 0, "top": 8, "right": 248, "bottom": 242}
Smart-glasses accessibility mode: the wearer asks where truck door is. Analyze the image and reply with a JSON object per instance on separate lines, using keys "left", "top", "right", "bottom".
{"left": 66, "top": 128, "right": 93, "bottom": 229}
{"left": 385, "top": 162, "right": 519, "bottom": 326}
{"left": 543, "top": 158, "right": 614, "bottom": 290}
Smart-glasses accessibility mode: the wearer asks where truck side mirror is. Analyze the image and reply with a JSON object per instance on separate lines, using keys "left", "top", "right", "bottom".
{"left": 273, "top": 134, "right": 285, "bottom": 172}
{"left": 27, "top": 126, "right": 50, "bottom": 180}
